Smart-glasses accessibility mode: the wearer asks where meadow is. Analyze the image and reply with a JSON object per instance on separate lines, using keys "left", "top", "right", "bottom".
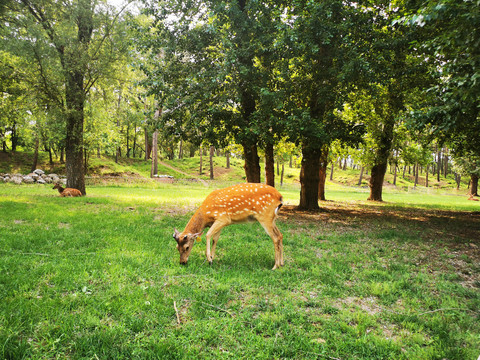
{"left": 0, "top": 182, "right": 479, "bottom": 359}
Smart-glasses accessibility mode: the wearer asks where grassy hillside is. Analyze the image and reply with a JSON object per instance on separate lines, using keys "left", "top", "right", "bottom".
{"left": 0, "top": 150, "right": 471, "bottom": 194}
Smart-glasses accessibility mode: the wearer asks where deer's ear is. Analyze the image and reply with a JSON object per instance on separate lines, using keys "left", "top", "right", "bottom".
{"left": 173, "top": 228, "right": 180, "bottom": 242}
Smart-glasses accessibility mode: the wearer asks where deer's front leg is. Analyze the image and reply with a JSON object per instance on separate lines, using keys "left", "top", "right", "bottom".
{"left": 205, "top": 220, "right": 228, "bottom": 265}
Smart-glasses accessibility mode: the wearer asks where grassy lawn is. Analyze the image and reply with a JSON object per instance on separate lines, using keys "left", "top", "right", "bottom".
{"left": 0, "top": 183, "right": 479, "bottom": 359}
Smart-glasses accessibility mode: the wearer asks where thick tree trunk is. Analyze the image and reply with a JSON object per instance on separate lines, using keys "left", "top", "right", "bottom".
{"left": 367, "top": 89, "right": 399, "bottom": 201}
{"left": 470, "top": 174, "right": 479, "bottom": 196}
{"left": 265, "top": 142, "right": 275, "bottom": 187}
{"left": 368, "top": 162, "right": 388, "bottom": 201}
{"left": 243, "top": 143, "right": 261, "bottom": 183}
{"left": 65, "top": 75, "right": 86, "bottom": 195}
{"left": 298, "top": 145, "right": 321, "bottom": 210}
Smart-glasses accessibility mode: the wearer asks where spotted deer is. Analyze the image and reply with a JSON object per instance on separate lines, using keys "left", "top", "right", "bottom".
{"left": 173, "top": 183, "right": 284, "bottom": 269}
{"left": 53, "top": 183, "right": 83, "bottom": 197}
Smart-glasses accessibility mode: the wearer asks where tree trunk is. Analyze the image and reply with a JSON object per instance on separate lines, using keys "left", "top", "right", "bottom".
{"left": 209, "top": 145, "right": 214, "bottom": 180}
{"left": 330, "top": 161, "right": 334, "bottom": 180}
{"left": 393, "top": 164, "right": 397, "bottom": 185}
{"left": 426, "top": 165, "right": 429, "bottom": 187}
{"left": 298, "top": 145, "right": 321, "bottom": 210}
{"left": 243, "top": 142, "right": 261, "bottom": 183}
{"left": 358, "top": 166, "right": 364, "bottom": 186}
{"left": 318, "top": 146, "right": 328, "bottom": 201}
{"left": 265, "top": 142, "right": 275, "bottom": 187}
{"left": 470, "top": 174, "right": 479, "bottom": 196}
{"left": 65, "top": 76, "right": 86, "bottom": 195}
{"left": 150, "top": 130, "right": 158, "bottom": 177}
{"left": 179, "top": 140, "right": 183, "bottom": 160}
{"left": 368, "top": 163, "right": 388, "bottom": 201}
{"left": 444, "top": 148, "right": 448, "bottom": 177}
{"left": 226, "top": 150, "right": 230, "bottom": 169}
{"left": 367, "top": 90, "right": 398, "bottom": 201}
{"left": 144, "top": 129, "right": 151, "bottom": 160}
{"left": 199, "top": 145, "right": 203, "bottom": 174}
{"left": 11, "top": 121, "right": 18, "bottom": 152}
{"left": 437, "top": 149, "right": 441, "bottom": 182}
{"left": 280, "top": 163, "right": 284, "bottom": 186}
{"left": 414, "top": 163, "right": 419, "bottom": 187}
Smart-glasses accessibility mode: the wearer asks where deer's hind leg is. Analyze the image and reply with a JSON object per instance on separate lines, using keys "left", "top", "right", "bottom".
{"left": 258, "top": 217, "right": 284, "bottom": 270}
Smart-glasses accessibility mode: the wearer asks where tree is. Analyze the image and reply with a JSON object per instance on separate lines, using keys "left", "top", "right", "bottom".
{"left": 136, "top": 0, "right": 288, "bottom": 184}
{"left": 403, "top": 0, "right": 480, "bottom": 190}
{"left": 3, "top": 0, "right": 131, "bottom": 194}
{"left": 284, "top": 0, "right": 367, "bottom": 209}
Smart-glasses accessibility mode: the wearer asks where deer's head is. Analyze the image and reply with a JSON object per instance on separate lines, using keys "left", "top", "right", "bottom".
{"left": 173, "top": 228, "right": 202, "bottom": 265}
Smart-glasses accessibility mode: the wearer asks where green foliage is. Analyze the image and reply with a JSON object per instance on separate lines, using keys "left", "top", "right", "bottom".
{"left": 401, "top": 0, "right": 480, "bottom": 156}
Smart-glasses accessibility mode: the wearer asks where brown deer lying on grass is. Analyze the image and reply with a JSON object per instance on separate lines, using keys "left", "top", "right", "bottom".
{"left": 53, "top": 183, "right": 83, "bottom": 197}
{"left": 173, "top": 183, "right": 284, "bottom": 270}
{"left": 468, "top": 194, "right": 479, "bottom": 201}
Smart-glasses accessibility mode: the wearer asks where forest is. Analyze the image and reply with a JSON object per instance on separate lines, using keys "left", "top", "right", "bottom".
{"left": 0, "top": 0, "right": 478, "bottom": 207}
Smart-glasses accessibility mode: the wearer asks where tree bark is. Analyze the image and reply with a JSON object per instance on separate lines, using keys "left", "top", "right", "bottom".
{"left": 318, "top": 146, "right": 328, "bottom": 201}
{"left": 368, "top": 162, "right": 388, "bottom": 201}
{"left": 298, "top": 145, "right": 321, "bottom": 210}
{"left": 179, "top": 140, "right": 183, "bottom": 160}
{"left": 65, "top": 75, "right": 86, "bottom": 195}
{"left": 199, "top": 145, "right": 203, "bottom": 174}
{"left": 280, "top": 163, "right": 284, "bottom": 186}
{"left": 426, "top": 165, "right": 429, "bottom": 187}
{"left": 470, "top": 174, "right": 479, "bottom": 196}
{"left": 150, "top": 130, "right": 158, "bottom": 177}
{"left": 243, "top": 142, "right": 261, "bottom": 183}
{"left": 225, "top": 150, "right": 230, "bottom": 169}
{"left": 265, "top": 142, "right": 275, "bottom": 187}
{"left": 144, "top": 130, "right": 151, "bottom": 160}
{"left": 209, "top": 145, "right": 214, "bottom": 180}
{"left": 367, "top": 89, "right": 399, "bottom": 201}
{"left": 358, "top": 166, "right": 364, "bottom": 186}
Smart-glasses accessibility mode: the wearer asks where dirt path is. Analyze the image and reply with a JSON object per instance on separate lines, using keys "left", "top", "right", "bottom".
{"left": 158, "top": 160, "right": 208, "bottom": 186}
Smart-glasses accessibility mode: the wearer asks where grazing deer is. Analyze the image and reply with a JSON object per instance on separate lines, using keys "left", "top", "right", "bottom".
{"left": 53, "top": 183, "right": 83, "bottom": 197}
{"left": 173, "top": 183, "right": 284, "bottom": 270}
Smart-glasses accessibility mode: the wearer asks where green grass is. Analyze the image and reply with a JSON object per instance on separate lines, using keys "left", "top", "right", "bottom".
{"left": 0, "top": 182, "right": 479, "bottom": 359}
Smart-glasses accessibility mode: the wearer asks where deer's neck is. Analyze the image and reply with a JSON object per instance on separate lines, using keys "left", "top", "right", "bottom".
{"left": 184, "top": 209, "right": 207, "bottom": 234}
{"left": 57, "top": 186, "right": 65, "bottom": 194}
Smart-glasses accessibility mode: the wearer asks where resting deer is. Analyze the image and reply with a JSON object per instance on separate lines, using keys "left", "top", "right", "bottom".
{"left": 53, "top": 183, "right": 83, "bottom": 197}
{"left": 468, "top": 194, "right": 479, "bottom": 201}
{"left": 173, "top": 183, "right": 284, "bottom": 270}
